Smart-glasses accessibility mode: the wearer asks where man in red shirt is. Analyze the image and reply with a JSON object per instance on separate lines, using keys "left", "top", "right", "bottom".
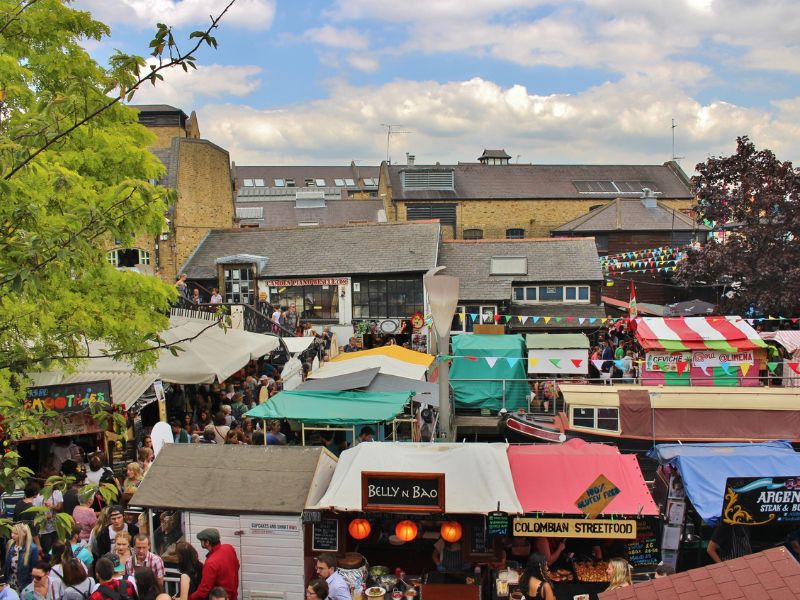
{"left": 90, "top": 557, "right": 136, "bottom": 600}
{"left": 190, "top": 529, "right": 240, "bottom": 600}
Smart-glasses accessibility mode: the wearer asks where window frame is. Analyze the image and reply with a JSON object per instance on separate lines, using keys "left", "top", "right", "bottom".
{"left": 242, "top": 179, "right": 254, "bottom": 187}
{"left": 274, "top": 178, "right": 285, "bottom": 187}
{"left": 463, "top": 228, "right": 484, "bottom": 240}
{"left": 451, "top": 305, "right": 498, "bottom": 333}
{"left": 511, "top": 285, "right": 591, "bottom": 304}
{"left": 506, "top": 228, "right": 525, "bottom": 239}
{"left": 570, "top": 406, "right": 620, "bottom": 433}
{"left": 315, "top": 178, "right": 326, "bottom": 187}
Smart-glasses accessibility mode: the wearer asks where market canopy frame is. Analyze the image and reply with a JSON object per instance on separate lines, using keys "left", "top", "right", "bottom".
{"left": 635, "top": 316, "right": 766, "bottom": 352}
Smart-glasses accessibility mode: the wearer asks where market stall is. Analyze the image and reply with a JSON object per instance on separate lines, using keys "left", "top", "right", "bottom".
{"left": 308, "top": 355, "right": 429, "bottom": 381}
{"left": 331, "top": 345, "right": 435, "bottom": 368}
{"left": 506, "top": 439, "right": 659, "bottom": 600}
{"left": 635, "top": 316, "right": 767, "bottom": 386}
{"left": 647, "top": 440, "right": 800, "bottom": 571}
{"left": 130, "top": 443, "right": 336, "bottom": 600}
{"left": 760, "top": 329, "right": 800, "bottom": 387}
{"left": 309, "top": 442, "right": 523, "bottom": 600}
{"left": 526, "top": 333, "right": 590, "bottom": 376}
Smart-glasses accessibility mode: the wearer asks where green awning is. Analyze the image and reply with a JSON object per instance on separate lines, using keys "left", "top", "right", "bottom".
{"left": 244, "top": 389, "right": 412, "bottom": 425}
{"left": 525, "top": 333, "right": 590, "bottom": 349}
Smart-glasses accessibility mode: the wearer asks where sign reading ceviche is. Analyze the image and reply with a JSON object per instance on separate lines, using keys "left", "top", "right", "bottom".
{"left": 722, "top": 476, "right": 800, "bottom": 525}
{"left": 361, "top": 472, "right": 445, "bottom": 512}
{"left": 513, "top": 517, "right": 637, "bottom": 539}
{"left": 25, "top": 380, "right": 112, "bottom": 413}
{"left": 645, "top": 352, "right": 691, "bottom": 372}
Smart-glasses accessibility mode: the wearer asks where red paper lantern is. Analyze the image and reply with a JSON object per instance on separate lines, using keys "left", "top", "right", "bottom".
{"left": 395, "top": 520, "right": 418, "bottom": 542}
{"left": 440, "top": 521, "right": 462, "bottom": 543}
{"left": 348, "top": 518, "right": 371, "bottom": 540}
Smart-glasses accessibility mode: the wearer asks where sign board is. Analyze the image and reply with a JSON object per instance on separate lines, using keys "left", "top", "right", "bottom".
{"left": 575, "top": 474, "right": 620, "bottom": 518}
{"left": 266, "top": 278, "right": 349, "bottom": 287}
{"left": 470, "top": 520, "right": 489, "bottom": 554}
{"left": 25, "top": 380, "right": 112, "bottom": 413}
{"left": 487, "top": 511, "right": 509, "bottom": 537}
{"left": 312, "top": 519, "right": 339, "bottom": 551}
{"left": 15, "top": 413, "right": 103, "bottom": 441}
{"left": 302, "top": 510, "right": 322, "bottom": 524}
{"left": 645, "top": 352, "right": 691, "bottom": 372}
{"left": 722, "top": 476, "right": 800, "bottom": 525}
{"left": 528, "top": 349, "right": 589, "bottom": 375}
{"left": 692, "top": 350, "right": 754, "bottom": 368}
{"left": 361, "top": 472, "right": 445, "bottom": 512}
{"left": 248, "top": 518, "right": 301, "bottom": 537}
{"left": 512, "top": 517, "right": 637, "bottom": 539}
{"left": 626, "top": 519, "right": 659, "bottom": 566}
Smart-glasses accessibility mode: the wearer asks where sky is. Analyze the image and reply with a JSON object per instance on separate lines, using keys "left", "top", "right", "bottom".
{"left": 75, "top": 0, "right": 800, "bottom": 172}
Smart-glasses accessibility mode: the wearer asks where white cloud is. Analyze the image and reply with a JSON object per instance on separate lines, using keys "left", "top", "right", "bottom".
{"left": 130, "top": 63, "right": 261, "bottom": 107}
{"left": 347, "top": 53, "right": 379, "bottom": 73}
{"left": 77, "top": 0, "right": 276, "bottom": 30}
{"left": 301, "top": 25, "right": 369, "bottom": 50}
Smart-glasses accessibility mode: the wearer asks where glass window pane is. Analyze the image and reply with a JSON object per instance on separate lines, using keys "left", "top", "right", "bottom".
{"left": 566, "top": 287, "right": 577, "bottom": 300}
{"left": 526, "top": 287, "right": 537, "bottom": 301}
{"left": 513, "top": 287, "right": 524, "bottom": 301}
{"left": 578, "top": 287, "right": 590, "bottom": 301}
{"left": 538, "top": 286, "right": 563, "bottom": 301}
{"left": 572, "top": 407, "right": 595, "bottom": 428}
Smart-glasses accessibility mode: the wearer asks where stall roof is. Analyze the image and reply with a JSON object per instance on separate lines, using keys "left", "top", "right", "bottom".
{"left": 331, "top": 345, "right": 435, "bottom": 367}
{"left": 27, "top": 371, "right": 156, "bottom": 409}
{"left": 131, "top": 444, "right": 336, "bottom": 514}
{"left": 311, "top": 442, "right": 523, "bottom": 514}
{"left": 647, "top": 441, "right": 800, "bottom": 524}
{"left": 282, "top": 336, "right": 316, "bottom": 355}
{"left": 525, "top": 333, "right": 590, "bottom": 349}
{"left": 635, "top": 316, "right": 766, "bottom": 352}
{"left": 508, "top": 439, "right": 658, "bottom": 516}
{"left": 761, "top": 330, "right": 800, "bottom": 355}
{"left": 299, "top": 368, "right": 439, "bottom": 406}
{"left": 244, "top": 389, "right": 412, "bottom": 425}
{"left": 308, "top": 355, "right": 428, "bottom": 380}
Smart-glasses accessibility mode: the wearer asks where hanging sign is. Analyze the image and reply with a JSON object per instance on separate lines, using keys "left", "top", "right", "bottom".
{"left": 248, "top": 518, "right": 301, "bottom": 537}
{"left": 487, "top": 511, "right": 509, "bottom": 537}
{"left": 512, "top": 517, "right": 636, "bottom": 539}
{"left": 645, "top": 352, "right": 691, "bottom": 372}
{"left": 265, "top": 278, "right": 349, "bottom": 287}
{"left": 625, "top": 519, "right": 660, "bottom": 566}
{"left": 575, "top": 474, "right": 620, "bottom": 518}
{"left": 24, "top": 380, "right": 112, "bottom": 413}
{"left": 361, "top": 472, "right": 445, "bottom": 512}
{"left": 312, "top": 519, "right": 339, "bottom": 551}
{"left": 692, "top": 350, "right": 754, "bottom": 368}
{"left": 722, "top": 476, "right": 800, "bottom": 525}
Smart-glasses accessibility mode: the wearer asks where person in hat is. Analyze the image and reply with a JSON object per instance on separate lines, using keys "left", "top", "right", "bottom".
{"left": 96, "top": 506, "right": 139, "bottom": 558}
{"left": 0, "top": 572, "right": 20, "bottom": 600}
{"left": 171, "top": 421, "right": 190, "bottom": 444}
{"left": 190, "top": 530, "right": 239, "bottom": 600}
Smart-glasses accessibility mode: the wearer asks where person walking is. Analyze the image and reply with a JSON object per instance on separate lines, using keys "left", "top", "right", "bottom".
{"left": 174, "top": 543, "right": 202, "bottom": 600}
{"left": 95, "top": 507, "right": 138, "bottom": 558}
{"left": 4, "top": 524, "right": 39, "bottom": 592}
{"left": 33, "top": 487, "right": 63, "bottom": 557}
{"left": 58, "top": 550, "right": 95, "bottom": 600}
{"left": 21, "top": 562, "right": 63, "bottom": 600}
{"left": 88, "top": 558, "right": 135, "bottom": 600}
{"left": 190, "top": 530, "right": 238, "bottom": 600}
{"left": 124, "top": 537, "right": 164, "bottom": 590}
{"left": 132, "top": 568, "right": 160, "bottom": 600}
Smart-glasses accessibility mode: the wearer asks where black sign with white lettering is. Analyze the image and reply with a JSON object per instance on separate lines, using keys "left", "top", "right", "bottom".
{"left": 312, "top": 519, "right": 339, "bottom": 551}
{"left": 722, "top": 476, "right": 800, "bottom": 525}
{"left": 487, "top": 511, "right": 509, "bottom": 538}
{"left": 626, "top": 519, "right": 659, "bottom": 566}
{"left": 361, "top": 472, "right": 446, "bottom": 512}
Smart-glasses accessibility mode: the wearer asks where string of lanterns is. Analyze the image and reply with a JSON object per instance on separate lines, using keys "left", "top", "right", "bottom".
{"left": 347, "top": 518, "right": 463, "bottom": 543}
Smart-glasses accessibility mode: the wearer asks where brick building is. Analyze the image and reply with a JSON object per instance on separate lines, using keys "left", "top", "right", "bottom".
{"left": 106, "top": 104, "right": 235, "bottom": 281}
{"left": 379, "top": 150, "right": 694, "bottom": 240}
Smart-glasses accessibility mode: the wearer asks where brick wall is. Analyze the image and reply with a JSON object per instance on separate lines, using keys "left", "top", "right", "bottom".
{"left": 148, "top": 126, "right": 186, "bottom": 149}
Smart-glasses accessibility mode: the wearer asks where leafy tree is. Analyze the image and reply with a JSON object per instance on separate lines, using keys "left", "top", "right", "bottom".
{"left": 0, "top": 0, "right": 235, "bottom": 535}
{"left": 676, "top": 136, "right": 800, "bottom": 315}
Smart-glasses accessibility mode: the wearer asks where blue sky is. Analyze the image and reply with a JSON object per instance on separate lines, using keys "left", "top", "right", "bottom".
{"left": 76, "top": 1, "right": 800, "bottom": 171}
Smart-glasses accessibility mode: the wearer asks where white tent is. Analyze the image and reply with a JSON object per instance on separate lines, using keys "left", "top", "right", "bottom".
{"left": 311, "top": 442, "right": 523, "bottom": 514}
{"left": 282, "top": 336, "right": 316, "bottom": 355}
{"left": 308, "top": 355, "right": 427, "bottom": 381}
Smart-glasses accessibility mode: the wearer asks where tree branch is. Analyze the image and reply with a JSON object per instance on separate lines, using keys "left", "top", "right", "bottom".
{"left": 0, "top": 0, "right": 41, "bottom": 37}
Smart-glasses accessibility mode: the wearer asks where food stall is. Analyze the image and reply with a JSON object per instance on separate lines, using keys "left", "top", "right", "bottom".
{"left": 507, "top": 439, "right": 660, "bottom": 600}
{"left": 647, "top": 440, "right": 800, "bottom": 572}
{"left": 130, "top": 443, "right": 336, "bottom": 600}
{"left": 636, "top": 316, "right": 767, "bottom": 386}
{"left": 309, "top": 442, "right": 523, "bottom": 599}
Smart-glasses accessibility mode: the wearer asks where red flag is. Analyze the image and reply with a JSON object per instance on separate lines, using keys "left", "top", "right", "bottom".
{"left": 628, "top": 281, "right": 638, "bottom": 320}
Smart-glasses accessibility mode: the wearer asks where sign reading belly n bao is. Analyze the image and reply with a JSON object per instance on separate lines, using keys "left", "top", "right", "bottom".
{"left": 362, "top": 472, "right": 445, "bottom": 512}
{"left": 512, "top": 517, "right": 637, "bottom": 539}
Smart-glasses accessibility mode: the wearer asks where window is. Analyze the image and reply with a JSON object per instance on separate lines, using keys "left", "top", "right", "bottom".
{"left": 334, "top": 178, "right": 345, "bottom": 186}
{"left": 351, "top": 277, "right": 424, "bottom": 319}
{"left": 235, "top": 207, "right": 264, "bottom": 219}
{"left": 511, "top": 285, "right": 589, "bottom": 303}
{"left": 565, "top": 285, "right": 590, "bottom": 303}
{"left": 285, "top": 179, "right": 295, "bottom": 187}
{"left": 107, "top": 249, "right": 150, "bottom": 267}
{"left": 315, "top": 178, "right": 326, "bottom": 187}
{"left": 571, "top": 407, "right": 619, "bottom": 432}
{"left": 223, "top": 266, "right": 254, "bottom": 304}
{"left": 298, "top": 221, "right": 320, "bottom": 227}
{"left": 242, "top": 179, "right": 254, "bottom": 187}
{"left": 295, "top": 197, "right": 326, "bottom": 209}
{"left": 526, "top": 287, "right": 537, "bottom": 301}
{"left": 573, "top": 180, "right": 659, "bottom": 194}
{"left": 344, "top": 178, "right": 355, "bottom": 186}
{"left": 490, "top": 257, "right": 527, "bottom": 275}
{"left": 538, "top": 286, "right": 563, "bottom": 301}
{"left": 363, "top": 178, "right": 377, "bottom": 186}
{"left": 506, "top": 228, "right": 525, "bottom": 239}
{"left": 270, "top": 284, "right": 339, "bottom": 320}
{"left": 451, "top": 305, "right": 498, "bottom": 333}
{"left": 597, "top": 408, "right": 620, "bottom": 431}
{"left": 305, "top": 178, "right": 315, "bottom": 187}
{"left": 572, "top": 407, "right": 595, "bottom": 429}
{"left": 566, "top": 287, "right": 577, "bottom": 301}
{"left": 274, "top": 178, "right": 285, "bottom": 187}
{"left": 254, "top": 179, "right": 265, "bottom": 187}
{"left": 594, "top": 234, "right": 608, "bottom": 253}
{"left": 463, "top": 228, "right": 484, "bottom": 240}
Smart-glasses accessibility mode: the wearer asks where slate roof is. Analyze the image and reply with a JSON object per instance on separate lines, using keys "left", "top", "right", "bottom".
{"left": 235, "top": 165, "right": 379, "bottom": 189}
{"left": 132, "top": 104, "right": 184, "bottom": 113}
{"left": 235, "top": 199, "right": 385, "bottom": 227}
{"left": 438, "top": 238, "right": 603, "bottom": 302}
{"left": 387, "top": 162, "right": 693, "bottom": 200}
{"left": 181, "top": 221, "right": 440, "bottom": 280}
{"left": 479, "top": 149, "right": 511, "bottom": 160}
{"left": 598, "top": 547, "right": 800, "bottom": 600}
{"left": 553, "top": 198, "right": 707, "bottom": 232}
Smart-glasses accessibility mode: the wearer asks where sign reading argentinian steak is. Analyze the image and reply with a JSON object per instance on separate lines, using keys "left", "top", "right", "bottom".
{"left": 25, "top": 380, "right": 112, "bottom": 413}
{"left": 513, "top": 517, "right": 637, "bottom": 539}
{"left": 361, "top": 472, "right": 445, "bottom": 512}
{"left": 722, "top": 476, "right": 800, "bottom": 525}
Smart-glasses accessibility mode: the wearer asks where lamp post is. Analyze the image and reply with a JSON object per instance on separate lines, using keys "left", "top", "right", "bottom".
{"left": 424, "top": 269, "right": 459, "bottom": 442}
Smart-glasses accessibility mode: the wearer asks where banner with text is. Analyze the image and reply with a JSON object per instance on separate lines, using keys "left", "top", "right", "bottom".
{"left": 722, "top": 476, "right": 800, "bottom": 525}
{"left": 645, "top": 352, "right": 692, "bottom": 372}
{"left": 692, "top": 350, "right": 754, "bottom": 368}
{"left": 512, "top": 517, "right": 637, "bottom": 539}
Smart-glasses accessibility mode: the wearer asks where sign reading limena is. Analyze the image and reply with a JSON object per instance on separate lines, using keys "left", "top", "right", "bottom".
{"left": 24, "top": 380, "right": 112, "bottom": 414}
{"left": 645, "top": 352, "right": 691, "bottom": 372}
{"left": 692, "top": 350, "right": 754, "bottom": 368}
{"left": 266, "top": 278, "right": 349, "bottom": 287}
{"left": 722, "top": 476, "right": 800, "bottom": 525}
{"left": 575, "top": 474, "right": 621, "bottom": 518}
{"left": 361, "top": 472, "right": 445, "bottom": 512}
{"left": 513, "top": 517, "right": 637, "bottom": 539}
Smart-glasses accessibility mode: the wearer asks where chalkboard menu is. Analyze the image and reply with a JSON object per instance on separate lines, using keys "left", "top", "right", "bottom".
{"left": 362, "top": 472, "right": 445, "bottom": 512}
{"left": 487, "top": 511, "right": 509, "bottom": 537}
{"left": 471, "top": 520, "right": 489, "bottom": 554}
{"left": 626, "top": 519, "right": 659, "bottom": 566}
{"left": 312, "top": 519, "right": 339, "bottom": 552}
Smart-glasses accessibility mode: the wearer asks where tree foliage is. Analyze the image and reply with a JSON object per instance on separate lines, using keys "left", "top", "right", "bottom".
{"left": 0, "top": 0, "right": 235, "bottom": 535}
{"left": 676, "top": 136, "right": 800, "bottom": 315}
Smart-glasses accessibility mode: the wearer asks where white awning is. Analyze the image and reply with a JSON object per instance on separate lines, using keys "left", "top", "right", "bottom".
{"left": 283, "top": 336, "right": 316, "bottom": 355}
{"left": 27, "top": 371, "right": 157, "bottom": 409}
{"left": 308, "top": 355, "right": 427, "bottom": 381}
{"left": 312, "top": 442, "right": 522, "bottom": 514}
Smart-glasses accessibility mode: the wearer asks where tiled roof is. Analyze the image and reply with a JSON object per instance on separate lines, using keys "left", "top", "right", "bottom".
{"left": 553, "top": 198, "right": 707, "bottom": 232}
{"left": 234, "top": 199, "right": 384, "bottom": 227}
{"left": 598, "top": 547, "right": 800, "bottom": 600}
{"left": 387, "top": 162, "right": 693, "bottom": 200}
{"left": 181, "top": 221, "right": 440, "bottom": 280}
{"left": 235, "top": 165, "right": 379, "bottom": 189}
{"left": 438, "top": 238, "right": 603, "bottom": 302}
{"left": 132, "top": 104, "right": 184, "bottom": 113}
{"left": 479, "top": 149, "right": 511, "bottom": 160}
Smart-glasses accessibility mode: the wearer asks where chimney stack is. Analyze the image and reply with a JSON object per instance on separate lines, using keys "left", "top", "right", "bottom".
{"left": 406, "top": 153, "right": 415, "bottom": 166}
{"left": 641, "top": 187, "right": 658, "bottom": 208}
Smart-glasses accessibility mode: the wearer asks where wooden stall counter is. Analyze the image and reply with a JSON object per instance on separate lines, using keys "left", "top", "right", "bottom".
{"left": 420, "top": 583, "right": 480, "bottom": 600}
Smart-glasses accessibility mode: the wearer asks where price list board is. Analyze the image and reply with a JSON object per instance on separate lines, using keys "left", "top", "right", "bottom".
{"left": 626, "top": 519, "right": 659, "bottom": 567}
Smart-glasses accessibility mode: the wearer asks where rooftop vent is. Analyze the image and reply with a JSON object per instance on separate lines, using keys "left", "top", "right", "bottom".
{"left": 406, "top": 153, "right": 416, "bottom": 166}
{"left": 641, "top": 187, "right": 659, "bottom": 208}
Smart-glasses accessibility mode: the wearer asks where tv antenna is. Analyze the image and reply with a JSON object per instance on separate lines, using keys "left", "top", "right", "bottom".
{"left": 380, "top": 123, "right": 410, "bottom": 164}
{"left": 671, "top": 118, "right": 684, "bottom": 162}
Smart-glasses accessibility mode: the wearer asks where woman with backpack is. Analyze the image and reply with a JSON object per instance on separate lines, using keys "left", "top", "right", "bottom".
{"left": 57, "top": 549, "right": 95, "bottom": 600}
{"left": 4, "top": 524, "right": 39, "bottom": 591}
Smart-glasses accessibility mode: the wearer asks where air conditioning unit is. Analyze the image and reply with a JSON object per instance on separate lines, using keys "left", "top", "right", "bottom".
{"left": 379, "top": 319, "right": 400, "bottom": 334}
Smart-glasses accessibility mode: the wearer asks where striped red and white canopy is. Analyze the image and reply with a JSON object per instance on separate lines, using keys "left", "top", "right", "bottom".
{"left": 635, "top": 316, "right": 767, "bottom": 352}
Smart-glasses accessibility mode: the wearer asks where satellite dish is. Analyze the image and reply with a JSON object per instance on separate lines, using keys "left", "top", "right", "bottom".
{"left": 150, "top": 421, "right": 173, "bottom": 456}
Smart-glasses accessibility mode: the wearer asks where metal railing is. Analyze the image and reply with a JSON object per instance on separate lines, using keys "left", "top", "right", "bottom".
{"left": 173, "top": 296, "right": 297, "bottom": 337}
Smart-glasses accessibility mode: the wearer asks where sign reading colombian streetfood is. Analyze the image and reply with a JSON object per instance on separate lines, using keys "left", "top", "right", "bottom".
{"left": 362, "top": 472, "right": 445, "bottom": 512}
{"left": 575, "top": 474, "right": 621, "bottom": 518}
{"left": 513, "top": 517, "right": 637, "bottom": 539}
{"left": 24, "top": 380, "right": 112, "bottom": 414}
{"left": 722, "top": 476, "right": 800, "bottom": 525}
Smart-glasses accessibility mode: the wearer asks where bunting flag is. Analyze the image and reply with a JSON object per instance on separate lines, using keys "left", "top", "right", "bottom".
{"left": 469, "top": 313, "right": 478, "bottom": 323}
{"left": 719, "top": 363, "right": 733, "bottom": 376}
{"left": 520, "top": 316, "right": 529, "bottom": 324}
{"left": 528, "top": 357, "right": 540, "bottom": 370}
{"left": 767, "top": 362, "right": 779, "bottom": 373}
{"left": 531, "top": 316, "right": 540, "bottom": 323}
{"left": 506, "top": 357, "right": 517, "bottom": 368}
{"left": 578, "top": 318, "right": 586, "bottom": 325}
{"left": 788, "top": 362, "right": 800, "bottom": 374}
{"left": 458, "top": 313, "right": 465, "bottom": 323}
{"left": 485, "top": 357, "right": 498, "bottom": 368}
{"left": 739, "top": 362, "right": 752, "bottom": 377}
{"left": 549, "top": 358, "right": 561, "bottom": 368}
{"left": 676, "top": 361, "right": 689, "bottom": 376}
{"left": 505, "top": 315, "right": 513, "bottom": 323}
{"left": 592, "top": 359, "right": 605, "bottom": 371}
{"left": 543, "top": 317, "right": 552, "bottom": 324}
{"left": 571, "top": 359, "right": 583, "bottom": 368}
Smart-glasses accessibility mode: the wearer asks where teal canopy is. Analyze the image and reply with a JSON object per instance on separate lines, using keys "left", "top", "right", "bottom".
{"left": 450, "top": 334, "right": 529, "bottom": 411}
{"left": 244, "top": 389, "right": 412, "bottom": 425}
